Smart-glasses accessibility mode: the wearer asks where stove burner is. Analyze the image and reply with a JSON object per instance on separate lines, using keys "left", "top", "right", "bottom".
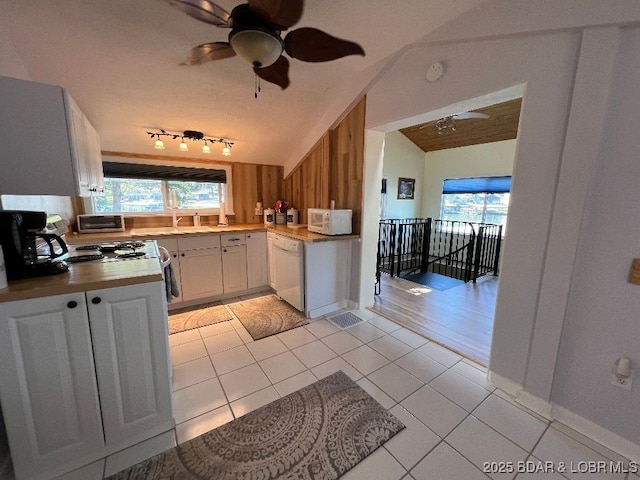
{"left": 75, "top": 244, "right": 101, "bottom": 251}
{"left": 115, "top": 251, "right": 147, "bottom": 259}
{"left": 66, "top": 253, "right": 105, "bottom": 263}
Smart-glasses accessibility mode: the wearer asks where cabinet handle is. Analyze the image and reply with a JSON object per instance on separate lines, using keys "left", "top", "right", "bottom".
{"left": 224, "top": 249, "right": 227, "bottom": 252}
{"left": 181, "top": 253, "right": 185, "bottom": 257}
{"left": 67, "top": 300, "right": 78, "bottom": 309}
{"left": 91, "top": 297, "right": 102, "bottom": 305}
{"left": 172, "top": 254, "right": 177, "bottom": 258}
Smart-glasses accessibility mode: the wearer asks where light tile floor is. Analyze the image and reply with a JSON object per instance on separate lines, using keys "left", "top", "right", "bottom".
{"left": 108, "top": 297, "right": 637, "bottom": 480}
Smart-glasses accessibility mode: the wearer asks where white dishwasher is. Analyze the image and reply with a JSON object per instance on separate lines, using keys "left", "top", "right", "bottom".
{"left": 272, "top": 235, "right": 305, "bottom": 311}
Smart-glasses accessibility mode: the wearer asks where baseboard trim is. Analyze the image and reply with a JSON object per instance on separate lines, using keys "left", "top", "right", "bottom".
{"left": 552, "top": 405, "right": 640, "bottom": 463}
{"left": 488, "top": 370, "right": 640, "bottom": 462}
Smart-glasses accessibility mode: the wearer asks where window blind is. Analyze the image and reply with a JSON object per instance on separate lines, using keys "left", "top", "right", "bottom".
{"left": 442, "top": 176, "right": 511, "bottom": 194}
{"left": 102, "top": 162, "right": 227, "bottom": 183}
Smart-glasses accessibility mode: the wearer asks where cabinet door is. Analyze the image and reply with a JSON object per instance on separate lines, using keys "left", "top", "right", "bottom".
{"left": 85, "top": 120, "right": 104, "bottom": 195}
{"left": 64, "top": 92, "right": 92, "bottom": 196}
{"left": 267, "top": 234, "right": 276, "bottom": 289}
{"left": 180, "top": 247, "right": 224, "bottom": 300}
{"left": 222, "top": 245, "right": 248, "bottom": 294}
{"left": 0, "top": 294, "right": 104, "bottom": 479}
{"left": 0, "top": 76, "right": 78, "bottom": 195}
{"left": 246, "top": 232, "right": 268, "bottom": 289}
{"left": 87, "top": 282, "right": 173, "bottom": 451}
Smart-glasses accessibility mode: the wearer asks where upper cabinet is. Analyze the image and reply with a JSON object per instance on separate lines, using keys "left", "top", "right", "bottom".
{"left": 0, "top": 76, "right": 104, "bottom": 197}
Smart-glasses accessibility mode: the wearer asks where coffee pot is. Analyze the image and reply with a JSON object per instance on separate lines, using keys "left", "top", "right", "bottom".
{"left": 0, "top": 210, "right": 69, "bottom": 280}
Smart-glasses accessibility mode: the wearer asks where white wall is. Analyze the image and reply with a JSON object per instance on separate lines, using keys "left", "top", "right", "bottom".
{"left": 551, "top": 25, "right": 640, "bottom": 448}
{"left": 422, "top": 140, "right": 516, "bottom": 218}
{"left": 0, "top": 17, "right": 30, "bottom": 80}
{"left": 360, "top": 0, "right": 640, "bottom": 455}
{"left": 382, "top": 131, "right": 425, "bottom": 219}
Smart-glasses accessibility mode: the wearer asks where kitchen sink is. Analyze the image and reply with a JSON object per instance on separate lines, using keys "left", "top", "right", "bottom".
{"left": 130, "top": 226, "right": 215, "bottom": 236}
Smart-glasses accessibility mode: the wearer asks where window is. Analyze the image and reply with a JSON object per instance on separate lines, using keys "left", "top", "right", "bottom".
{"left": 94, "top": 161, "right": 230, "bottom": 214}
{"left": 440, "top": 176, "right": 511, "bottom": 226}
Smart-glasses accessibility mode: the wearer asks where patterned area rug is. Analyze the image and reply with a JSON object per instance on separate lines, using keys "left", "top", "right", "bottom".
{"left": 107, "top": 371, "right": 405, "bottom": 479}
{"left": 229, "top": 294, "right": 309, "bottom": 341}
{"left": 168, "top": 303, "right": 232, "bottom": 335}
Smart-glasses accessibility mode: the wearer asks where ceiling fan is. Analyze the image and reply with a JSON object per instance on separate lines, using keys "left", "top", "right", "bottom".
{"left": 418, "top": 112, "right": 489, "bottom": 131}
{"left": 168, "top": 0, "right": 365, "bottom": 92}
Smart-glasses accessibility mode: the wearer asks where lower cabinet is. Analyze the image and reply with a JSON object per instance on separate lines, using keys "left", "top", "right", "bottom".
{"left": 0, "top": 281, "right": 173, "bottom": 480}
{"left": 247, "top": 232, "right": 268, "bottom": 289}
{"left": 180, "top": 246, "right": 224, "bottom": 301}
{"left": 158, "top": 232, "right": 269, "bottom": 306}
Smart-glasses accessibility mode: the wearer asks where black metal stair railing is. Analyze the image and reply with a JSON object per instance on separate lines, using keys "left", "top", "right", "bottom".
{"left": 376, "top": 218, "right": 502, "bottom": 294}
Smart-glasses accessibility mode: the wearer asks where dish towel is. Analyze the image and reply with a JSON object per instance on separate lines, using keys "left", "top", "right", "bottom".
{"left": 159, "top": 246, "right": 179, "bottom": 303}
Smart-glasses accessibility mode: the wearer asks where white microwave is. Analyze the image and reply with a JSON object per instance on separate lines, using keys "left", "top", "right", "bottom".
{"left": 307, "top": 209, "right": 352, "bottom": 235}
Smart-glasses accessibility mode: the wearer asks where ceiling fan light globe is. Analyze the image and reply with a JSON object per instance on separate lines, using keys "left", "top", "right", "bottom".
{"left": 230, "top": 29, "right": 283, "bottom": 68}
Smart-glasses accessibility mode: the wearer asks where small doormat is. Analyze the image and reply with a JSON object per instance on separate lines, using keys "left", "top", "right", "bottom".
{"left": 107, "top": 371, "right": 405, "bottom": 480}
{"left": 403, "top": 271, "right": 465, "bottom": 291}
{"left": 327, "top": 311, "right": 365, "bottom": 329}
{"left": 168, "top": 303, "right": 232, "bottom": 335}
{"left": 229, "top": 294, "right": 309, "bottom": 341}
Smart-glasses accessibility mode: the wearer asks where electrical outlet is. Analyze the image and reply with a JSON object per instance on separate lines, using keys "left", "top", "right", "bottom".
{"left": 611, "top": 369, "right": 634, "bottom": 391}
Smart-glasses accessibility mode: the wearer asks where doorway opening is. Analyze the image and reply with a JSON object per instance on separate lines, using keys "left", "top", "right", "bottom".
{"left": 371, "top": 93, "right": 522, "bottom": 366}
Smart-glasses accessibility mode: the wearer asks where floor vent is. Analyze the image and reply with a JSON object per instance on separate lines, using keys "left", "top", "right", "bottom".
{"left": 327, "top": 312, "right": 365, "bottom": 329}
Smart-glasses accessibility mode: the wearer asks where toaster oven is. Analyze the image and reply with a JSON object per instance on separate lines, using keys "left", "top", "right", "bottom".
{"left": 77, "top": 214, "right": 125, "bottom": 233}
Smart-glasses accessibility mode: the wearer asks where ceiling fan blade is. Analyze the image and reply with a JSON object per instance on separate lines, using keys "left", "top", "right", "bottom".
{"left": 254, "top": 56, "right": 290, "bottom": 89}
{"left": 168, "top": 0, "right": 230, "bottom": 27}
{"left": 181, "top": 42, "right": 236, "bottom": 66}
{"left": 284, "top": 28, "right": 365, "bottom": 63}
{"left": 248, "top": 0, "right": 304, "bottom": 30}
{"left": 453, "top": 112, "right": 490, "bottom": 120}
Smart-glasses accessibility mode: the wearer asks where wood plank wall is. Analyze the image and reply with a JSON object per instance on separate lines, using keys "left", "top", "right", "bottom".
{"left": 283, "top": 96, "right": 366, "bottom": 233}
{"left": 232, "top": 163, "right": 283, "bottom": 224}
{"left": 283, "top": 134, "right": 330, "bottom": 225}
{"left": 329, "top": 97, "right": 366, "bottom": 234}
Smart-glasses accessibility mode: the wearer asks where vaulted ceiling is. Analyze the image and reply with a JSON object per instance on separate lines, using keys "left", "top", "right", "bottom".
{"left": 399, "top": 98, "right": 522, "bottom": 153}
{"left": 0, "top": 0, "right": 490, "bottom": 167}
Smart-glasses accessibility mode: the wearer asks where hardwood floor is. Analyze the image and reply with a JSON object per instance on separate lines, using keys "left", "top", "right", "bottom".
{"left": 371, "top": 274, "right": 499, "bottom": 365}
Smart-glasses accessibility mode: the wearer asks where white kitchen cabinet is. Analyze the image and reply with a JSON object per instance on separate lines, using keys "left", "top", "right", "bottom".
{"left": 246, "top": 232, "right": 268, "bottom": 289}
{"left": 267, "top": 232, "right": 277, "bottom": 289}
{"left": 179, "top": 235, "right": 223, "bottom": 301}
{"left": 0, "top": 282, "right": 173, "bottom": 480}
{"left": 221, "top": 234, "right": 248, "bottom": 294}
{"left": 0, "top": 76, "right": 103, "bottom": 197}
{"left": 304, "top": 240, "right": 352, "bottom": 318}
{"left": 87, "top": 282, "right": 173, "bottom": 450}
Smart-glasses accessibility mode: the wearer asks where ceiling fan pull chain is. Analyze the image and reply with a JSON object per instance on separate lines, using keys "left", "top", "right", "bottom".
{"left": 254, "top": 74, "right": 262, "bottom": 99}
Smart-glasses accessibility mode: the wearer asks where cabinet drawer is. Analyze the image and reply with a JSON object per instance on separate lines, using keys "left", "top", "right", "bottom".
{"left": 246, "top": 231, "right": 266, "bottom": 241}
{"left": 181, "top": 247, "right": 220, "bottom": 259}
{"left": 221, "top": 233, "right": 246, "bottom": 247}
{"left": 178, "top": 235, "right": 220, "bottom": 251}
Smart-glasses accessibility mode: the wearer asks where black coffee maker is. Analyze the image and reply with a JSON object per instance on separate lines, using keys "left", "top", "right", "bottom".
{"left": 0, "top": 211, "right": 69, "bottom": 280}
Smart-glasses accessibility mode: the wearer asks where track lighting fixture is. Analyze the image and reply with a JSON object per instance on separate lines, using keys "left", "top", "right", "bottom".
{"left": 147, "top": 129, "right": 234, "bottom": 156}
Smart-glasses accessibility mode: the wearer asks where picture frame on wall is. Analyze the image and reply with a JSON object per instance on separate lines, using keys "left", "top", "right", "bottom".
{"left": 397, "top": 177, "right": 415, "bottom": 199}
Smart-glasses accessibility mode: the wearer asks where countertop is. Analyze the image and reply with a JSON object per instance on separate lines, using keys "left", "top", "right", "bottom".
{"left": 0, "top": 258, "right": 162, "bottom": 303}
{"left": 65, "top": 223, "right": 359, "bottom": 244}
